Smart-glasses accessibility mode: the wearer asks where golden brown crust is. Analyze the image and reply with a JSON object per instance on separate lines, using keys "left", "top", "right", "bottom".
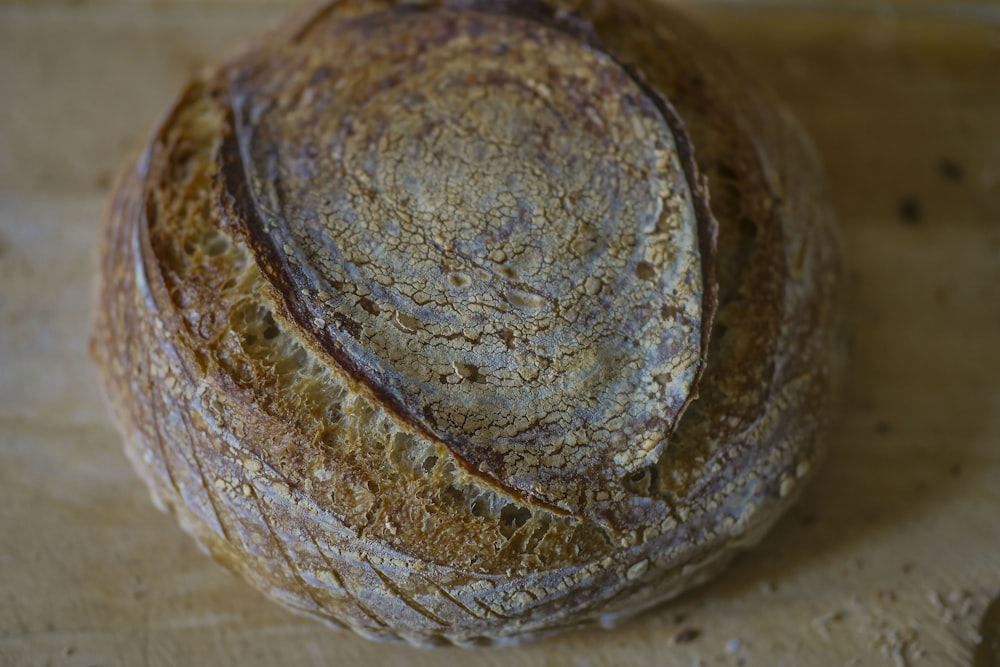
{"left": 93, "top": 0, "right": 842, "bottom": 646}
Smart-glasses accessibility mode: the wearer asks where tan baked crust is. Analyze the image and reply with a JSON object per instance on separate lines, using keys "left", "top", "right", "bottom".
{"left": 93, "top": 0, "right": 842, "bottom": 646}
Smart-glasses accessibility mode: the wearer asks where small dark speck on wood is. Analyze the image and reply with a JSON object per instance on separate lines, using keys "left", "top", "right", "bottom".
{"left": 938, "top": 158, "right": 964, "bottom": 181}
{"left": 95, "top": 170, "right": 112, "bottom": 191}
{"left": 675, "top": 627, "right": 702, "bottom": 644}
{"left": 899, "top": 197, "right": 922, "bottom": 225}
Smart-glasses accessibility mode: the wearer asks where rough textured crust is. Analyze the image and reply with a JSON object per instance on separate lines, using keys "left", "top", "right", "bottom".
{"left": 92, "top": 0, "right": 843, "bottom": 647}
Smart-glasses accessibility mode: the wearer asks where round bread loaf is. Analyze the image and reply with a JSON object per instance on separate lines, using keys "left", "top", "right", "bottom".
{"left": 93, "top": 0, "right": 842, "bottom": 646}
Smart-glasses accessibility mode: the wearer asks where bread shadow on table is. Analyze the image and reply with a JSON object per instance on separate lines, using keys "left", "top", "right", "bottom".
{"left": 516, "top": 270, "right": 1000, "bottom": 654}
{"left": 652, "top": 272, "right": 997, "bottom": 610}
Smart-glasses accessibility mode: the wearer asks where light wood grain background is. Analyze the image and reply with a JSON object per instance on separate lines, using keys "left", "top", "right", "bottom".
{"left": 1, "top": 1, "right": 999, "bottom": 666}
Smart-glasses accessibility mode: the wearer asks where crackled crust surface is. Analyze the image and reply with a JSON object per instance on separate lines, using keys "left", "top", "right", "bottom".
{"left": 221, "top": 4, "right": 719, "bottom": 518}
{"left": 93, "top": 0, "right": 842, "bottom": 646}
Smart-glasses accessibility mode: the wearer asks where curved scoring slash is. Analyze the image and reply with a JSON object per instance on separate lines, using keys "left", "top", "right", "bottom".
{"left": 418, "top": 574, "right": 486, "bottom": 621}
{"left": 248, "top": 484, "right": 338, "bottom": 623}
{"left": 301, "top": 527, "right": 405, "bottom": 637}
{"left": 367, "top": 562, "right": 450, "bottom": 627}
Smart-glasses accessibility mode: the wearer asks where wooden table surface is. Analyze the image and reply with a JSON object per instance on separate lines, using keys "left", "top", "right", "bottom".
{"left": 2, "top": 2, "right": 999, "bottom": 665}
